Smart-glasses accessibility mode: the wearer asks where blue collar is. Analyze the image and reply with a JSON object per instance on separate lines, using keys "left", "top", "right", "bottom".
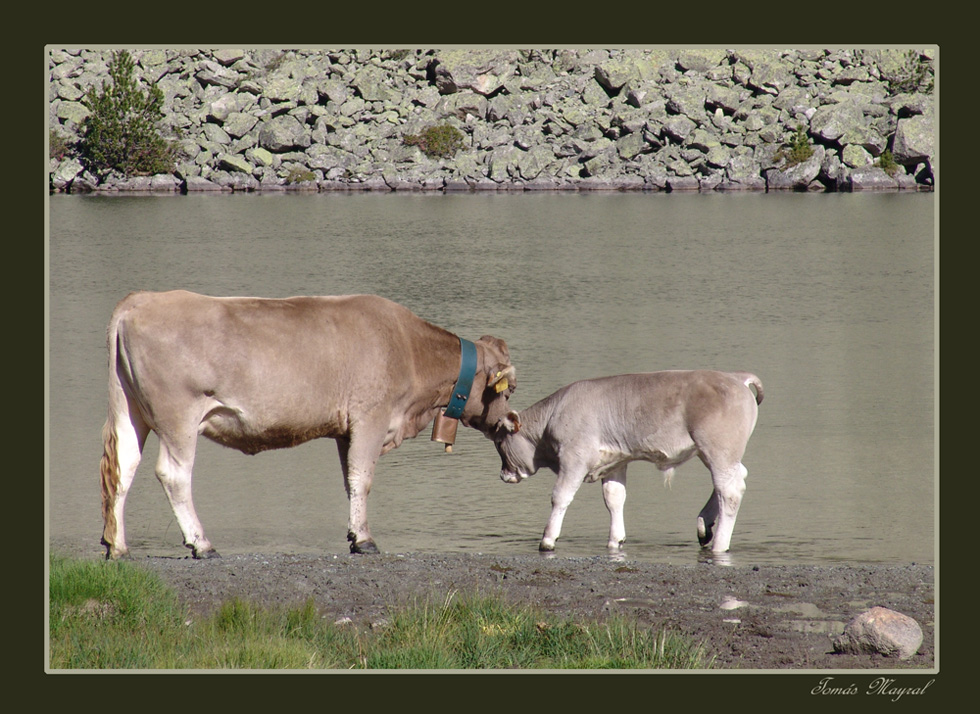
{"left": 443, "top": 337, "right": 477, "bottom": 419}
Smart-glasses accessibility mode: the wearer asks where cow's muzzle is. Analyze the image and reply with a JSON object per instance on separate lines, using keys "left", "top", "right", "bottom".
{"left": 500, "top": 470, "right": 527, "bottom": 484}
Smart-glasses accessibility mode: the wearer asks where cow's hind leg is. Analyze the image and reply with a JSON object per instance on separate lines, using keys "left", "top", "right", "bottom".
{"left": 700, "top": 463, "right": 747, "bottom": 552}
{"left": 100, "top": 408, "right": 148, "bottom": 560}
{"left": 601, "top": 466, "right": 628, "bottom": 551}
{"left": 155, "top": 432, "right": 217, "bottom": 559}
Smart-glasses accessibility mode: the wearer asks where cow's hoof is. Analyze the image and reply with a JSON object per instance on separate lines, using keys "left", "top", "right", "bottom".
{"left": 538, "top": 542, "right": 556, "bottom": 553}
{"left": 350, "top": 540, "right": 380, "bottom": 555}
{"left": 193, "top": 548, "right": 221, "bottom": 560}
{"left": 102, "top": 537, "right": 129, "bottom": 561}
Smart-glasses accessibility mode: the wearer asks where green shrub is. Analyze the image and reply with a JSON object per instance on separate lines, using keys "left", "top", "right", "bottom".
{"left": 79, "top": 50, "right": 177, "bottom": 178}
{"left": 285, "top": 168, "right": 316, "bottom": 184}
{"left": 385, "top": 49, "right": 413, "bottom": 62}
{"left": 877, "top": 149, "right": 900, "bottom": 176}
{"left": 887, "top": 50, "right": 934, "bottom": 95}
{"left": 403, "top": 123, "right": 466, "bottom": 158}
{"left": 775, "top": 126, "right": 814, "bottom": 168}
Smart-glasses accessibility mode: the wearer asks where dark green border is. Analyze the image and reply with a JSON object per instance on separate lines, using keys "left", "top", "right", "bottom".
{"left": 30, "top": 7, "right": 958, "bottom": 708}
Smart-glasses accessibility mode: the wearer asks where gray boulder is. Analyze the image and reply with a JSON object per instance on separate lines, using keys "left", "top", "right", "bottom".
{"left": 258, "top": 115, "right": 310, "bottom": 152}
{"left": 765, "top": 145, "right": 825, "bottom": 190}
{"left": 50, "top": 157, "right": 84, "bottom": 190}
{"left": 430, "top": 49, "right": 519, "bottom": 96}
{"left": 833, "top": 606, "right": 923, "bottom": 660}
{"left": 810, "top": 102, "right": 866, "bottom": 143}
{"left": 892, "top": 112, "right": 934, "bottom": 167}
{"left": 846, "top": 165, "right": 900, "bottom": 191}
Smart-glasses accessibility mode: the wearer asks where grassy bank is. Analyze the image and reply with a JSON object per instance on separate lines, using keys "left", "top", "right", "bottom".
{"left": 47, "top": 554, "right": 713, "bottom": 670}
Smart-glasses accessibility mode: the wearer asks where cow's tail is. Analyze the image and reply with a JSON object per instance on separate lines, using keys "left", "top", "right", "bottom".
{"left": 737, "top": 372, "right": 764, "bottom": 405}
{"left": 100, "top": 298, "right": 138, "bottom": 558}
{"left": 99, "top": 419, "right": 119, "bottom": 549}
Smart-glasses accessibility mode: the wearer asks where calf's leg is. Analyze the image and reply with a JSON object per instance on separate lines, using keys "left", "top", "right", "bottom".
{"left": 701, "top": 463, "right": 747, "bottom": 552}
{"left": 540, "top": 466, "right": 587, "bottom": 551}
{"left": 697, "top": 491, "right": 719, "bottom": 547}
{"left": 601, "top": 466, "right": 628, "bottom": 551}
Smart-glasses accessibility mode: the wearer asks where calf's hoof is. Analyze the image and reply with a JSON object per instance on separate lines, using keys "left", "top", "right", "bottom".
{"left": 192, "top": 547, "right": 221, "bottom": 560}
{"left": 350, "top": 540, "right": 380, "bottom": 555}
{"left": 538, "top": 541, "right": 556, "bottom": 552}
{"left": 697, "top": 517, "right": 714, "bottom": 547}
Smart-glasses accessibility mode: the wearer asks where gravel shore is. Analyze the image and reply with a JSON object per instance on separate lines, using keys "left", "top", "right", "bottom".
{"left": 132, "top": 551, "right": 934, "bottom": 670}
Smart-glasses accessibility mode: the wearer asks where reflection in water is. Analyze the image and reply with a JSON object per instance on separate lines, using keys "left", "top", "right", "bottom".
{"left": 48, "top": 192, "right": 935, "bottom": 565}
{"left": 698, "top": 551, "right": 734, "bottom": 568}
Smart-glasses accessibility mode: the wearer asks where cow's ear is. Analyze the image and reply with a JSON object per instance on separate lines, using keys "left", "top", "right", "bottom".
{"left": 489, "top": 365, "right": 516, "bottom": 393}
{"left": 478, "top": 336, "right": 516, "bottom": 393}
{"left": 505, "top": 410, "right": 521, "bottom": 433}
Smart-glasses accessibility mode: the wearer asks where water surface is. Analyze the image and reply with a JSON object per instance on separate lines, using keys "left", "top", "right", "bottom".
{"left": 47, "top": 192, "right": 935, "bottom": 566}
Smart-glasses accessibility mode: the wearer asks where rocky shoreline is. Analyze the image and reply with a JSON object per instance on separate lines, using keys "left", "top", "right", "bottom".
{"left": 48, "top": 48, "right": 936, "bottom": 194}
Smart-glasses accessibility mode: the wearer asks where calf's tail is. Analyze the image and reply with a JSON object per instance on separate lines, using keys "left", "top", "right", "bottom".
{"left": 738, "top": 373, "right": 764, "bottom": 405}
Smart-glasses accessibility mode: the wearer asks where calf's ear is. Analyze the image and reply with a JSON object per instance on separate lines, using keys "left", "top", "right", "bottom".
{"left": 504, "top": 410, "right": 521, "bottom": 433}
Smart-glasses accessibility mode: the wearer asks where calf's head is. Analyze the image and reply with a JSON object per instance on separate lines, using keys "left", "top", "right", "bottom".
{"left": 461, "top": 335, "right": 517, "bottom": 433}
{"left": 490, "top": 410, "right": 537, "bottom": 483}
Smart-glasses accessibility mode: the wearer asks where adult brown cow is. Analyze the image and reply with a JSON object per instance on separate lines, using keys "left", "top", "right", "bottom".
{"left": 99, "top": 290, "right": 516, "bottom": 559}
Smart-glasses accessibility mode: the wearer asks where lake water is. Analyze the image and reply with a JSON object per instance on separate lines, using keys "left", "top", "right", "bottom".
{"left": 47, "top": 191, "right": 935, "bottom": 566}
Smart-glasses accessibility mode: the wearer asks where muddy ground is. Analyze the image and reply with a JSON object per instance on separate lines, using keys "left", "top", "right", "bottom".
{"left": 133, "top": 551, "right": 934, "bottom": 670}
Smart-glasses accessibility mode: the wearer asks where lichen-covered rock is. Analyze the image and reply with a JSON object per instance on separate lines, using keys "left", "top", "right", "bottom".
{"left": 48, "top": 48, "right": 936, "bottom": 193}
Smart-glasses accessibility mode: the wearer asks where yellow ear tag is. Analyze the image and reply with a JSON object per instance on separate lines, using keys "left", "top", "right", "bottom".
{"left": 495, "top": 378, "right": 509, "bottom": 393}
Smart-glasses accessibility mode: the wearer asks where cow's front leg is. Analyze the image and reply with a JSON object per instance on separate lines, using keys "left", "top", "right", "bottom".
{"left": 601, "top": 466, "right": 628, "bottom": 551}
{"left": 337, "top": 436, "right": 381, "bottom": 554}
{"left": 540, "top": 466, "right": 587, "bottom": 551}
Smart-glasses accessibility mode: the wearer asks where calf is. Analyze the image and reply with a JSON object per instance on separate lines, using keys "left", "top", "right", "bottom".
{"left": 490, "top": 370, "right": 763, "bottom": 553}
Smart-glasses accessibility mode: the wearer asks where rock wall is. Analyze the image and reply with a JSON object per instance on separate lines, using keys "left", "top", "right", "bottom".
{"left": 48, "top": 48, "right": 936, "bottom": 193}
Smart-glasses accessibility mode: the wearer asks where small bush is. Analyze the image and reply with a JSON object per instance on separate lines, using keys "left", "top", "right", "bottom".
{"left": 887, "top": 50, "right": 934, "bottom": 95}
{"left": 285, "top": 168, "right": 316, "bottom": 184}
{"left": 775, "top": 126, "right": 814, "bottom": 168}
{"left": 49, "top": 130, "right": 72, "bottom": 161}
{"left": 403, "top": 123, "right": 466, "bottom": 158}
{"left": 877, "top": 149, "right": 901, "bottom": 176}
{"left": 385, "top": 49, "right": 413, "bottom": 62}
{"left": 79, "top": 50, "right": 177, "bottom": 178}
